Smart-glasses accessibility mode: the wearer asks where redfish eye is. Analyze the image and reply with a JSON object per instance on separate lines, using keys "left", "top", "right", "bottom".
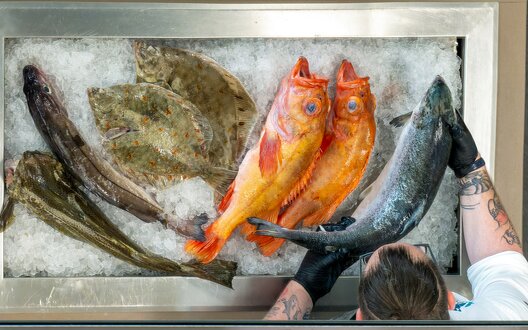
{"left": 347, "top": 96, "right": 363, "bottom": 113}
{"left": 303, "top": 98, "right": 322, "bottom": 116}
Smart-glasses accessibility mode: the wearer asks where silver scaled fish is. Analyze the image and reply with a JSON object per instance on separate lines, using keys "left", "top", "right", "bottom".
{"left": 249, "top": 76, "right": 456, "bottom": 255}
{"left": 7, "top": 151, "right": 237, "bottom": 288}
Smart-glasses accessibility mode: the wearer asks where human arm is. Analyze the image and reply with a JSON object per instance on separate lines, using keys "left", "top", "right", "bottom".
{"left": 448, "top": 110, "right": 522, "bottom": 264}
{"left": 458, "top": 165, "right": 522, "bottom": 264}
{"left": 264, "top": 280, "right": 313, "bottom": 320}
{"left": 264, "top": 219, "right": 356, "bottom": 320}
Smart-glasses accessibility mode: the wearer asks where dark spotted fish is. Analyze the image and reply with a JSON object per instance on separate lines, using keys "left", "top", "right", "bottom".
{"left": 22, "top": 65, "right": 205, "bottom": 240}
{"left": 6, "top": 151, "right": 236, "bottom": 288}
{"left": 249, "top": 76, "right": 456, "bottom": 255}
{"left": 87, "top": 83, "right": 235, "bottom": 192}
{"left": 134, "top": 41, "right": 258, "bottom": 167}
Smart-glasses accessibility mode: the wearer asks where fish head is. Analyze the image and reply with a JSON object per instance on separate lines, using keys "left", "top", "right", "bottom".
{"left": 22, "top": 65, "right": 64, "bottom": 116}
{"left": 272, "top": 57, "right": 330, "bottom": 138}
{"left": 414, "top": 76, "right": 453, "bottom": 127}
{"left": 332, "top": 59, "right": 376, "bottom": 124}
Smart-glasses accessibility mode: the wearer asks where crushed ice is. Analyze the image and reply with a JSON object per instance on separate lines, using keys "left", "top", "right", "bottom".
{"left": 4, "top": 38, "right": 461, "bottom": 277}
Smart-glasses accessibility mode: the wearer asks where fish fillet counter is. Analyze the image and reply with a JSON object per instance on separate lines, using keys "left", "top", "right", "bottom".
{"left": 3, "top": 37, "right": 461, "bottom": 279}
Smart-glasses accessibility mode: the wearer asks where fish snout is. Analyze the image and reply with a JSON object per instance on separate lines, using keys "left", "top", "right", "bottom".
{"left": 423, "top": 76, "right": 453, "bottom": 116}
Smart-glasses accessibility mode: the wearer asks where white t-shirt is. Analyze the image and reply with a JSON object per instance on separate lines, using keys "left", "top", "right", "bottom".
{"left": 449, "top": 251, "right": 528, "bottom": 320}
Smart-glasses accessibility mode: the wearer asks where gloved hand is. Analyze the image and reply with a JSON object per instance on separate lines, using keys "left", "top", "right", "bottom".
{"left": 448, "top": 110, "right": 485, "bottom": 178}
{"left": 292, "top": 217, "right": 357, "bottom": 304}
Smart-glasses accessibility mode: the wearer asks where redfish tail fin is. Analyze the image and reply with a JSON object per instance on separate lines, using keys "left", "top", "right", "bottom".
{"left": 256, "top": 237, "right": 286, "bottom": 256}
{"left": 185, "top": 225, "right": 226, "bottom": 264}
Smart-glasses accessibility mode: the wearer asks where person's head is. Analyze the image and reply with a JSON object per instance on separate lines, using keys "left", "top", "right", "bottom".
{"left": 357, "top": 242, "right": 455, "bottom": 320}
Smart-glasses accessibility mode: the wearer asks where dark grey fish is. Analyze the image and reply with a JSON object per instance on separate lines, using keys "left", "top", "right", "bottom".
{"left": 7, "top": 151, "right": 236, "bottom": 288}
{"left": 249, "top": 76, "right": 456, "bottom": 255}
{"left": 22, "top": 65, "right": 204, "bottom": 240}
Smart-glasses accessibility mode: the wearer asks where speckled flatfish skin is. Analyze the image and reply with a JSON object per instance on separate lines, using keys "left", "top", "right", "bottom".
{"left": 88, "top": 83, "right": 217, "bottom": 188}
{"left": 134, "top": 41, "right": 258, "bottom": 168}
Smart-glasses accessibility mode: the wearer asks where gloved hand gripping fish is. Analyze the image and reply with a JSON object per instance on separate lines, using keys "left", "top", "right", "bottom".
{"left": 249, "top": 76, "right": 457, "bottom": 255}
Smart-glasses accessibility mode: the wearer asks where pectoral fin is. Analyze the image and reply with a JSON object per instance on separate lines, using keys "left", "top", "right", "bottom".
{"left": 259, "top": 129, "right": 282, "bottom": 177}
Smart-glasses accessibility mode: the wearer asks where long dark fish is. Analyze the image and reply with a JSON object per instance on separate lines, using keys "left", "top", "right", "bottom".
{"left": 248, "top": 76, "right": 456, "bottom": 255}
{"left": 8, "top": 151, "right": 236, "bottom": 288}
{"left": 22, "top": 65, "right": 204, "bottom": 240}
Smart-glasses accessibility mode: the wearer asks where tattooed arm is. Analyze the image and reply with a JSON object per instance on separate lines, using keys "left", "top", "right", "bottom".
{"left": 458, "top": 161, "right": 523, "bottom": 264}
{"left": 264, "top": 280, "right": 313, "bottom": 320}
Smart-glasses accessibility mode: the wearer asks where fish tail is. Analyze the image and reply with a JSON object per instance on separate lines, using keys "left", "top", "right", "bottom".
{"left": 166, "top": 213, "right": 208, "bottom": 241}
{"left": 253, "top": 212, "right": 303, "bottom": 255}
{"left": 184, "top": 224, "right": 226, "bottom": 264}
{"left": 243, "top": 209, "right": 280, "bottom": 244}
{"left": 246, "top": 217, "right": 289, "bottom": 240}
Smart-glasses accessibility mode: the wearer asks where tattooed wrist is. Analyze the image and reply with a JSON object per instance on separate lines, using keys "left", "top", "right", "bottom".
{"left": 457, "top": 168, "right": 492, "bottom": 195}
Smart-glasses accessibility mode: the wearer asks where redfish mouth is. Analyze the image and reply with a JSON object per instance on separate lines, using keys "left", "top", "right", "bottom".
{"left": 337, "top": 59, "right": 370, "bottom": 87}
{"left": 291, "top": 57, "right": 329, "bottom": 88}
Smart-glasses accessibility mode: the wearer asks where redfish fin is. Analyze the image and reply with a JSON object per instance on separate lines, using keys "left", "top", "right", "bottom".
{"left": 185, "top": 225, "right": 226, "bottom": 264}
{"left": 283, "top": 149, "right": 322, "bottom": 207}
{"left": 259, "top": 129, "right": 282, "bottom": 177}
{"left": 257, "top": 237, "right": 286, "bottom": 256}
{"left": 218, "top": 180, "right": 236, "bottom": 213}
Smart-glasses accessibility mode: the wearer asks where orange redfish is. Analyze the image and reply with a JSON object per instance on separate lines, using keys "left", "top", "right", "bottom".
{"left": 255, "top": 59, "right": 376, "bottom": 256}
{"left": 185, "top": 57, "right": 330, "bottom": 263}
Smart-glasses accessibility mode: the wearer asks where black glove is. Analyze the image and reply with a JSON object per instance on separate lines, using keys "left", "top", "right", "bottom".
{"left": 448, "top": 110, "right": 485, "bottom": 178}
{"left": 292, "top": 217, "right": 357, "bottom": 304}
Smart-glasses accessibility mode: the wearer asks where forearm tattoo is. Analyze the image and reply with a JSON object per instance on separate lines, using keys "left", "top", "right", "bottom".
{"left": 458, "top": 169, "right": 520, "bottom": 246}
{"left": 487, "top": 191, "right": 521, "bottom": 246}
{"left": 265, "top": 294, "right": 311, "bottom": 320}
{"left": 458, "top": 170, "right": 492, "bottom": 196}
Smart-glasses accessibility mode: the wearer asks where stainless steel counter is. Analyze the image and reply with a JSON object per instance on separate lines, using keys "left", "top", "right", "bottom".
{"left": 0, "top": 1, "right": 522, "bottom": 324}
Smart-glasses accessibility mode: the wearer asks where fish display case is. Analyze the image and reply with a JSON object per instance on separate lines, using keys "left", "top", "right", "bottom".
{"left": 0, "top": 1, "right": 525, "bottom": 327}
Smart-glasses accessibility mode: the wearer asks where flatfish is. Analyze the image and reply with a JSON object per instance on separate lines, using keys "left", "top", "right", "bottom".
{"left": 88, "top": 83, "right": 234, "bottom": 193}
{"left": 134, "top": 41, "right": 258, "bottom": 167}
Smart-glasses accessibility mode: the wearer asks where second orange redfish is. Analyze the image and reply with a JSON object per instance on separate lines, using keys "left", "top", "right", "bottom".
{"left": 255, "top": 59, "right": 377, "bottom": 256}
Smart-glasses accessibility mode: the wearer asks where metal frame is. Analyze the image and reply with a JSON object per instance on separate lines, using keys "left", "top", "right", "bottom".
{"left": 0, "top": 2, "right": 497, "bottom": 319}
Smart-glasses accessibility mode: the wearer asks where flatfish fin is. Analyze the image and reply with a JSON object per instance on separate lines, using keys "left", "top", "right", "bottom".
{"left": 87, "top": 83, "right": 214, "bottom": 188}
{"left": 134, "top": 41, "right": 259, "bottom": 169}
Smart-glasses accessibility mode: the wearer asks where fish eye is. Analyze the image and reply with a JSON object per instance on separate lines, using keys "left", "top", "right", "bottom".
{"left": 348, "top": 100, "right": 357, "bottom": 111}
{"left": 42, "top": 85, "right": 51, "bottom": 94}
{"left": 347, "top": 96, "right": 363, "bottom": 113}
{"left": 303, "top": 98, "right": 322, "bottom": 116}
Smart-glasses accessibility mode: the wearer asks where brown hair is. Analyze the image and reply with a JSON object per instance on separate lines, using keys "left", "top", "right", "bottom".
{"left": 358, "top": 245, "right": 450, "bottom": 320}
